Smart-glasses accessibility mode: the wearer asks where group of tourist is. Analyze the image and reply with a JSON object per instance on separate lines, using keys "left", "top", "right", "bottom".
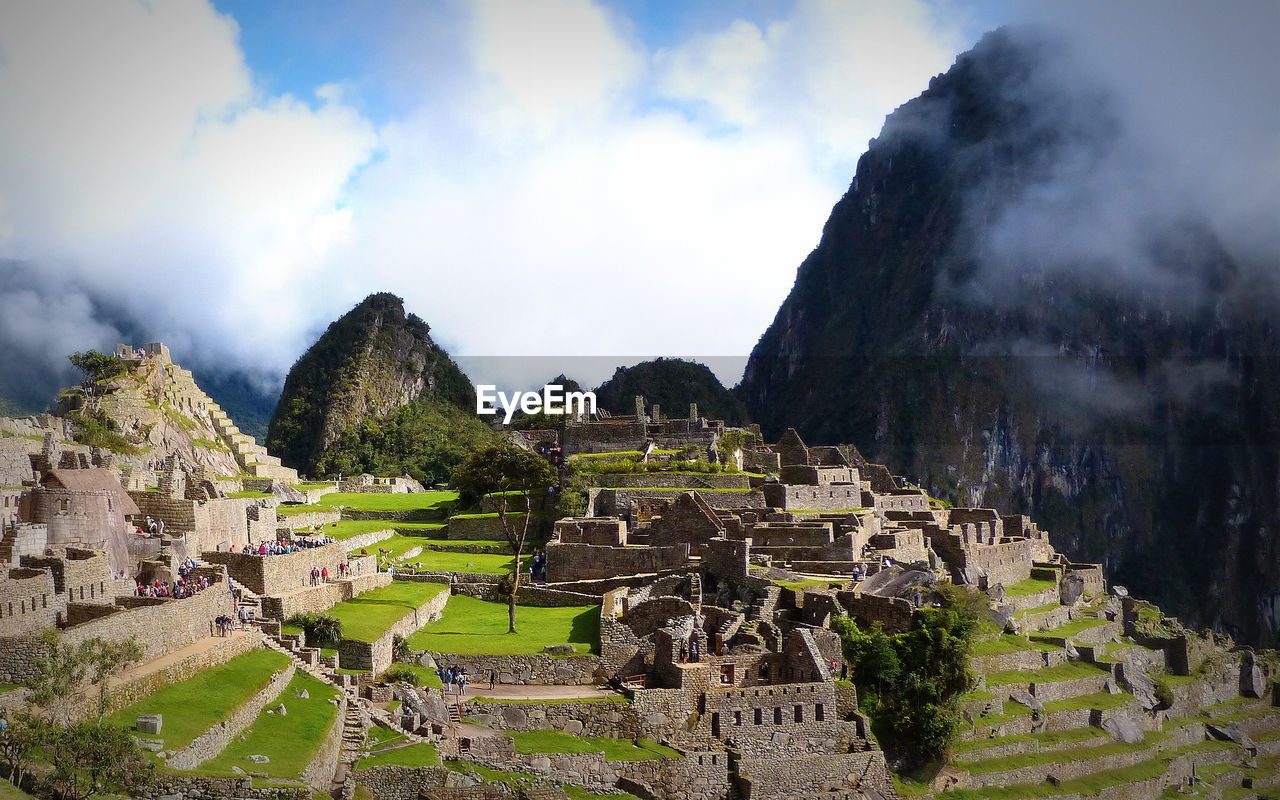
{"left": 136, "top": 575, "right": 209, "bottom": 599}
{"left": 234, "top": 534, "right": 335, "bottom": 556}
{"left": 439, "top": 665, "right": 482, "bottom": 698}
{"left": 677, "top": 636, "right": 702, "bottom": 663}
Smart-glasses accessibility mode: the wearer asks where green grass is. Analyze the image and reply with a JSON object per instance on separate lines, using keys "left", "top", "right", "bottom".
{"left": 447, "top": 761, "right": 539, "bottom": 786}
{"left": 409, "top": 594, "right": 600, "bottom": 656}
{"left": 105, "top": 648, "right": 291, "bottom": 751}
{"left": 359, "top": 533, "right": 520, "bottom": 570}
{"left": 1004, "top": 577, "right": 1058, "bottom": 597}
{"left": 304, "top": 519, "right": 446, "bottom": 539}
{"left": 325, "top": 581, "right": 449, "bottom": 642}
{"left": 225, "top": 490, "right": 273, "bottom": 499}
{"left": 985, "top": 661, "right": 1108, "bottom": 687}
{"left": 355, "top": 742, "right": 440, "bottom": 769}
{"left": 0, "top": 683, "right": 20, "bottom": 694}
{"left": 953, "top": 726, "right": 1110, "bottom": 755}
{"left": 938, "top": 756, "right": 1176, "bottom": 800}
{"left": 1030, "top": 617, "right": 1110, "bottom": 640}
{"left": 366, "top": 726, "right": 405, "bottom": 748}
{"left": 774, "top": 578, "right": 846, "bottom": 591}
{"left": 961, "top": 732, "right": 1166, "bottom": 774}
{"left": 892, "top": 776, "right": 932, "bottom": 797}
{"left": 787, "top": 508, "right": 868, "bottom": 514}
{"left": 1042, "top": 691, "right": 1134, "bottom": 713}
{"left": 0, "top": 781, "right": 34, "bottom": 800}
{"left": 280, "top": 490, "right": 457, "bottom": 517}
{"left": 381, "top": 663, "right": 443, "bottom": 689}
{"left": 197, "top": 671, "right": 340, "bottom": 779}
{"left": 972, "top": 634, "right": 1061, "bottom": 657}
{"left": 508, "top": 730, "right": 679, "bottom": 761}
{"left": 294, "top": 482, "right": 335, "bottom": 490}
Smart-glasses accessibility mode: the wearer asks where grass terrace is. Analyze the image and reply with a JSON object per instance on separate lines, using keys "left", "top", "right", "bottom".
{"left": 380, "top": 663, "right": 444, "bottom": 689}
{"left": 409, "top": 594, "right": 600, "bottom": 656}
{"left": 225, "top": 490, "right": 274, "bottom": 499}
{"left": 0, "top": 782, "right": 34, "bottom": 800}
{"left": 303, "top": 519, "right": 447, "bottom": 539}
{"left": 1029, "top": 616, "right": 1111, "bottom": 640}
{"left": 774, "top": 578, "right": 846, "bottom": 591}
{"left": 279, "top": 490, "right": 457, "bottom": 516}
{"left": 197, "top": 671, "right": 340, "bottom": 779}
{"left": 953, "top": 726, "right": 1111, "bottom": 755}
{"left": 562, "top": 787, "right": 642, "bottom": 800}
{"left": 106, "top": 648, "right": 291, "bottom": 754}
{"left": 1042, "top": 691, "right": 1134, "bottom": 713}
{"left": 356, "top": 741, "right": 441, "bottom": 769}
{"left": 985, "top": 661, "right": 1109, "bottom": 687}
{"left": 508, "top": 730, "right": 679, "bottom": 761}
{"left": 972, "top": 633, "right": 1062, "bottom": 657}
{"left": 322, "top": 581, "right": 450, "bottom": 642}
{"left": 384, "top": 542, "right": 524, "bottom": 575}
{"left": 1003, "top": 577, "right": 1059, "bottom": 597}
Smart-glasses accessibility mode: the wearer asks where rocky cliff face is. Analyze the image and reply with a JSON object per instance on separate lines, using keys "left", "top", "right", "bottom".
{"left": 740, "top": 29, "right": 1280, "bottom": 645}
{"left": 266, "top": 293, "right": 479, "bottom": 477}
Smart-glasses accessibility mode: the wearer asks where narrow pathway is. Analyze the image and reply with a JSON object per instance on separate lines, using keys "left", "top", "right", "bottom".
{"left": 458, "top": 683, "right": 619, "bottom": 702}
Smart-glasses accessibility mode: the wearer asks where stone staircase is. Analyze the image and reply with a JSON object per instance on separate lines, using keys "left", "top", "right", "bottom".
{"left": 747, "top": 586, "right": 781, "bottom": 622}
{"left": 164, "top": 365, "right": 298, "bottom": 481}
{"left": 689, "top": 572, "right": 703, "bottom": 611}
{"left": 332, "top": 701, "right": 368, "bottom": 796}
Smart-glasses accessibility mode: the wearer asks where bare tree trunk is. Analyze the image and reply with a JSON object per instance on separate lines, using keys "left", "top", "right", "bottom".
{"left": 499, "top": 491, "right": 531, "bottom": 634}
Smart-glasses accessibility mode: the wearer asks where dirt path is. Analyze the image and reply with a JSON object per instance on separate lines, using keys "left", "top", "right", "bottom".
{"left": 451, "top": 683, "right": 618, "bottom": 702}
{"left": 105, "top": 629, "right": 258, "bottom": 690}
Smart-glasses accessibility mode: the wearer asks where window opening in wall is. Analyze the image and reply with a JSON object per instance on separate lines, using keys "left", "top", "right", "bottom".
{"left": 711, "top": 712, "right": 721, "bottom": 737}
{"left": 795, "top": 705, "right": 804, "bottom": 723}
{"left": 815, "top": 703, "right": 825, "bottom": 721}
{"left": 773, "top": 707, "right": 782, "bottom": 724}
{"left": 734, "top": 710, "right": 742, "bottom": 726}
{"left": 719, "top": 664, "right": 734, "bottom": 685}
{"left": 754, "top": 708, "right": 763, "bottom": 725}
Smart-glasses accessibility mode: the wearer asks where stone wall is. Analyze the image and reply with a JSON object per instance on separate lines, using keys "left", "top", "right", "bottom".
{"left": 350, "top": 765, "right": 451, "bottom": 800}
{"left": 836, "top": 591, "right": 915, "bottom": 633}
{"left": 763, "top": 483, "right": 865, "bottom": 512}
{"left": 736, "top": 749, "right": 892, "bottom": 800}
{"left": 139, "top": 775, "right": 310, "bottom": 800}
{"left": 593, "top": 489, "right": 766, "bottom": 517}
{"left": 704, "top": 538, "right": 750, "bottom": 581}
{"left": 546, "top": 542, "right": 689, "bottom": 582}
{"left": 555, "top": 517, "right": 627, "bottom": 546}
{"left": 202, "top": 541, "right": 355, "bottom": 595}
{"left": 447, "top": 514, "right": 521, "bottom": 540}
{"left": 584, "top": 473, "right": 751, "bottom": 490}
{"left": 166, "top": 660, "right": 296, "bottom": 770}
{"left": 0, "top": 566, "right": 58, "bottom": 634}
{"left": 422, "top": 652, "right": 605, "bottom": 686}
{"left": 260, "top": 572, "right": 392, "bottom": 620}
{"left": 279, "top": 510, "right": 342, "bottom": 529}
{"left": 466, "top": 698, "right": 644, "bottom": 738}
{"left": 338, "top": 583, "right": 450, "bottom": 674}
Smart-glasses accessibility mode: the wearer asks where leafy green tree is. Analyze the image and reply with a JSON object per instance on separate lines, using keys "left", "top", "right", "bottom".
{"left": 67, "top": 351, "right": 127, "bottom": 383}
{"left": 38, "top": 720, "right": 153, "bottom": 800}
{"left": 833, "top": 585, "right": 982, "bottom": 769}
{"left": 24, "top": 632, "right": 143, "bottom": 722}
{"left": 392, "top": 633, "right": 412, "bottom": 663}
{"left": 0, "top": 711, "right": 38, "bottom": 788}
{"left": 452, "top": 444, "right": 556, "bottom": 633}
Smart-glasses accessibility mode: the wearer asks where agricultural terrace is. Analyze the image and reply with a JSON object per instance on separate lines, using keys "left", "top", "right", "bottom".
{"left": 408, "top": 594, "right": 600, "bottom": 656}
{"left": 291, "top": 581, "right": 449, "bottom": 642}
{"left": 278, "top": 490, "right": 457, "bottom": 517}
{"left": 106, "top": 648, "right": 291, "bottom": 756}
{"left": 197, "top": 671, "right": 341, "bottom": 779}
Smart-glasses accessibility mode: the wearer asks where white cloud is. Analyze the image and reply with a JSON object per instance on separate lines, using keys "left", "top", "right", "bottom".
{"left": 0, "top": 0, "right": 970, "bottom": 397}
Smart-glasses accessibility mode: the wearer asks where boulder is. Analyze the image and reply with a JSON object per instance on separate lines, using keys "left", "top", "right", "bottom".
{"left": 246, "top": 754, "right": 270, "bottom": 764}
{"left": 1060, "top": 571, "right": 1086, "bottom": 606}
{"left": 295, "top": 689, "right": 309, "bottom": 699}
{"left": 418, "top": 652, "right": 438, "bottom": 670}
{"left": 1207, "top": 723, "right": 1257, "bottom": 752}
{"left": 134, "top": 737, "right": 164, "bottom": 752}
{"left": 1102, "top": 712, "right": 1144, "bottom": 744}
{"left": 1007, "top": 689, "right": 1044, "bottom": 716}
{"left": 274, "top": 703, "right": 287, "bottom": 716}
{"left": 1241, "top": 650, "right": 1266, "bottom": 698}
{"left": 1119, "top": 662, "right": 1161, "bottom": 710}
{"left": 563, "top": 719, "right": 584, "bottom": 736}
{"left": 136, "top": 714, "right": 163, "bottom": 735}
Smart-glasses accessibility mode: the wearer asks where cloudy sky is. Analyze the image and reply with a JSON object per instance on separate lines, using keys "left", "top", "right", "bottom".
{"left": 0, "top": 0, "right": 1019, "bottom": 397}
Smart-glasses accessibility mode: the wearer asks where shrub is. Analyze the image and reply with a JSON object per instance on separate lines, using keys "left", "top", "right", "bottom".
{"left": 68, "top": 350, "right": 128, "bottom": 383}
{"left": 380, "top": 664, "right": 420, "bottom": 686}
{"left": 392, "top": 634, "right": 412, "bottom": 663}
{"left": 286, "top": 612, "right": 343, "bottom": 648}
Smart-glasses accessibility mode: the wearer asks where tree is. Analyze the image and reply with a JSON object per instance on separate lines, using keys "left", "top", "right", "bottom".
{"left": 39, "top": 720, "right": 153, "bottom": 800}
{"left": 452, "top": 444, "right": 556, "bottom": 633}
{"left": 0, "top": 712, "right": 38, "bottom": 788}
{"left": 68, "top": 351, "right": 128, "bottom": 383}
{"left": 24, "top": 632, "right": 143, "bottom": 722}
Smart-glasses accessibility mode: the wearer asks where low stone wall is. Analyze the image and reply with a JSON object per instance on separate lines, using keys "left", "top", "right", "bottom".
{"left": 973, "top": 648, "right": 1066, "bottom": 675}
{"left": 467, "top": 699, "right": 643, "bottom": 738}
{"left": 203, "top": 542, "right": 354, "bottom": 596}
{"left": 139, "top": 775, "right": 310, "bottom": 800}
{"left": 447, "top": 514, "right": 520, "bottom": 540}
{"left": 593, "top": 488, "right": 766, "bottom": 516}
{"left": 338, "top": 583, "right": 450, "bottom": 674}
{"left": 423, "top": 652, "right": 605, "bottom": 685}
{"left": 344, "top": 509, "right": 441, "bottom": 522}
{"left": 499, "top": 749, "right": 731, "bottom": 800}
{"left": 350, "top": 765, "right": 451, "bottom": 800}
{"left": 261, "top": 572, "right": 392, "bottom": 620}
{"left": 546, "top": 542, "right": 689, "bottom": 582}
{"left": 1029, "top": 670, "right": 1113, "bottom": 703}
{"left": 166, "top": 661, "right": 296, "bottom": 770}
{"left": 301, "top": 693, "right": 346, "bottom": 792}
{"left": 737, "top": 750, "right": 892, "bottom": 800}
{"left": 280, "top": 510, "right": 342, "bottom": 529}
{"left": 339, "top": 527, "right": 399, "bottom": 552}
{"left": 583, "top": 473, "right": 751, "bottom": 490}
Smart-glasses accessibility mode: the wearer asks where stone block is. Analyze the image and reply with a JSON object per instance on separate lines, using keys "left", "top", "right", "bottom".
{"left": 136, "top": 713, "right": 163, "bottom": 734}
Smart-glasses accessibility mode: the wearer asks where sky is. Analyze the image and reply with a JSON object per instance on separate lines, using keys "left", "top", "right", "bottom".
{"left": 0, "top": 0, "right": 1018, "bottom": 398}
